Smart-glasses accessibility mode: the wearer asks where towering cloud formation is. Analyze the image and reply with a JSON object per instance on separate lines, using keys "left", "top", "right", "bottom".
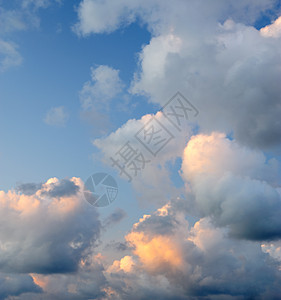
{"left": 104, "top": 200, "right": 281, "bottom": 299}
{"left": 181, "top": 133, "right": 281, "bottom": 240}
{"left": 76, "top": 0, "right": 281, "bottom": 149}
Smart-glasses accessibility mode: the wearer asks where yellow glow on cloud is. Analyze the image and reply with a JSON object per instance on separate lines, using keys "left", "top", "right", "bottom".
{"left": 30, "top": 273, "right": 48, "bottom": 291}
{"left": 133, "top": 214, "right": 151, "bottom": 229}
{"left": 157, "top": 203, "right": 170, "bottom": 216}
{"left": 260, "top": 16, "right": 281, "bottom": 38}
{"left": 8, "top": 194, "right": 40, "bottom": 215}
{"left": 108, "top": 255, "right": 135, "bottom": 273}
{"left": 126, "top": 232, "right": 182, "bottom": 272}
{"left": 182, "top": 132, "right": 228, "bottom": 177}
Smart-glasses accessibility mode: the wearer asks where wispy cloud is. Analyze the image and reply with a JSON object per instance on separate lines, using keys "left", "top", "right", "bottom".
{"left": 0, "top": 39, "right": 22, "bottom": 72}
{"left": 44, "top": 106, "right": 69, "bottom": 127}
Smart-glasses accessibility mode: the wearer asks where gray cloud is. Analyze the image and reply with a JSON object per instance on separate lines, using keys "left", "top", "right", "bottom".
{"left": 16, "top": 182, "right": 43, "bottom": 195}
{"left": 181, "top": 133, "right": 281, "bottom": 241}
{"left": 0, "top": 273, "right": 42, "bottom": 299}
{"left": 41, "top": 178, "right": 80, "bottom": 198}
{"left": 103, "top": 208, "right": 127, "bottom": 227}
{"left": 0, "top": 178, "right": 101, "bottom": 275}
{"left": 103, "top": 199, "right": 281, "bottom": 299}
{"left": 76, "top": 0, "right": 281, "bottom": 149}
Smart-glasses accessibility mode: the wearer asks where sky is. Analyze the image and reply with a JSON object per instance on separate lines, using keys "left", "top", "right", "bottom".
{"left": 1, "top": 0, "right": 281, "bottom": 299}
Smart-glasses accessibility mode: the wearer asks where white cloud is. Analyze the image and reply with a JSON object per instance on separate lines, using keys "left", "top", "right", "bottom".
{"left": 73, "top": 0, "right": 137, "bottom": 35}
{"left": 130, "top": 34, "right": 182, "bottom": 97}
{"left": 0, "top": 1, "right": 62, "bottom": 72}
{"left": 181, "top": 132, "right": 281, "bottom": 240}
{"left": 74, "top": 0, "right": 277, "bottom": 36}
{"left": 130, "top": 18, "right": 281, "bottom": 148}
{"left": 0, "top": 8, "right": 27, "bottom": 33}
{"left": 22, "top": 0, "right": 62, "bottom": 10}
{"left": 93, "top": 110, "right": 194, "bottom": 204}
{"left": 79, "top": 65, "right": 125, "bottom": 136}
{"left": 44, "top": 106, "right": 69, "bottom": 127}
{"left": 75, "top": 0, "right": 281, "bottom": 149}
{"left": 0, "top": 39, "right": 22, "bottom": 72}
{"left": 80, "top": 65, "right": 124, "bottom": 110}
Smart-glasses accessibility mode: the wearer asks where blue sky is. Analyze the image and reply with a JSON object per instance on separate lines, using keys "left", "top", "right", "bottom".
{"left": 0, "top": 0, "right": 153, "bottom": 192}
{"left": 1, "top": 0, "right": 281, "bottom": 299}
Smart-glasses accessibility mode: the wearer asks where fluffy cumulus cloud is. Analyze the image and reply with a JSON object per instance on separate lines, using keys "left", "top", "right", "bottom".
{"left": 102, "top": 200, "right": 281, "bottom": 299}
{"left": 0, "top": 177, "right": 101, "bottom": 274}
{"left": 74, "top": 2, "right": 281, "bottom": 298}
{"left": 94, "top": 110, "right": 194, "bottom": 205}
{"left": 75, "top": 0, "right": 281, "bottom": 149}
{"left": 181, "top": 132, "right": 281, "bottom": 241}
{"left": 3, "top": 1, "right": 281, "bottom": 298}
{"left": 0, "top": 177, "right": 104, "bottom": 299}
{"left": 3, "top": 175, "right": 281, "bottom": 299}
{"left": 129, "top": 18, "right": 281, "bottom": 149}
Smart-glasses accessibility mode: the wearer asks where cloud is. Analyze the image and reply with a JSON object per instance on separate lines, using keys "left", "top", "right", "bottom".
{"left": 262, "top": 240, "right": 281, "bottom": 265}
{"left": 16, "top": 182, "right": 43, "bottom": 195}
{"left": 4, "top": 184, "right": 281, "bottom": 299}
{"left": 44, "top": 106, "right": 69, "bottom": 127}
{"left": 0, "top": 8, "right": 27, "bottom": 33}
{"left": 131, "top": 18, "right": 281, "bottom": 149}
{"left": 74, "top": 2, "right": 281, "bottom": 297}
{"left": 103, "top": 199, "right": 281, "bottom": 299}
{"left": 103, "top": 208, "right": 127, "bottom": 227}
{"left": 0, "top": 1, "right": 62, "bottom": 73}
{"left": 74, "top": 0, "right": 278, "bottom": 36}
{"left": 0, "top": 177, "right": 101, "bottom": 274}
{"left": 0, "top": 273, "right": 42, "bottom": 299}
{"left": 75, "top": 0, "right": 281, "bottom": 149}
{"left": 21, "top": 0, "right": 62, "bottom": 10}
{"left": 260, "top": 15, "right": 281, "bottom": 37}
{"left": 40, "top": 178, "right": 80, "bottom": 198}
{"left": 79, "top": 65, "right": 124, "bottom": 110}
{"left": 73, "top": 0, "right": 136, "bottom": 35}
{"left": 93, "top": 110, "right": 194, "bottom": 205}
{"left": 181, "top": 132, "right": 281, "bottom": 241}
{"left": 26, "top": 254, "right": 107, "bottom": 299}
{"left": 79, "top": 65, "right": 125, "bottom": 135}
{"left": 0, "top": 39, "right": 22, "bottom": 72}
